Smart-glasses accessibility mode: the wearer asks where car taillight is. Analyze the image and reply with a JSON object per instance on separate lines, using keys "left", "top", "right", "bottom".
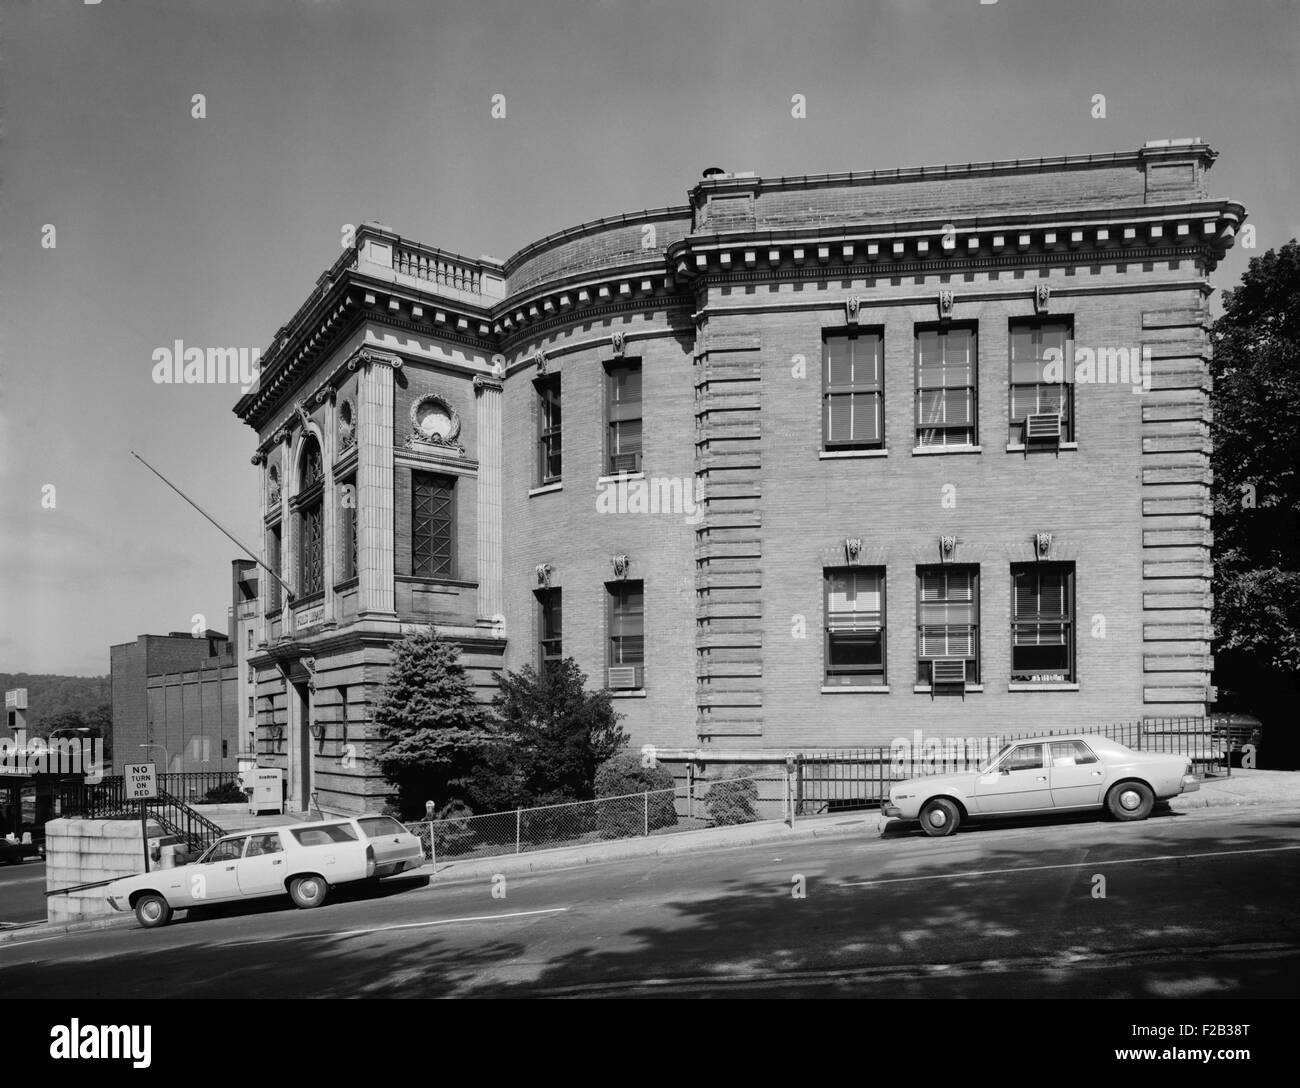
{"left": 365, "top": 844, "right": 375, "bottom": 877}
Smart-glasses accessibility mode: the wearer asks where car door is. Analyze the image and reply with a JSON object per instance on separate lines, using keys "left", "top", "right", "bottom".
{"left": 237, "top": 831, "right": 288, "bottom": 896}
{"left": 188, "top": 836, "right": 247, "bottom": 904}
{"left": 973, "top": 743, "right": 1052, "bottom": 813}
{"left": 1048, "top": 740, "right": 1107, "bottom": 808}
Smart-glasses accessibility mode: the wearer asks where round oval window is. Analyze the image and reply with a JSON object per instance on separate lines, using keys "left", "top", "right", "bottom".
{"left": 416, "top": 402, "right": 452, "bottom": 440}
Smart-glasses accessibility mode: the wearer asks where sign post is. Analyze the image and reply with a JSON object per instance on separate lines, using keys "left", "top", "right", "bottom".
{"left": 125, "top": 763, "right": 158, "bottom": 873}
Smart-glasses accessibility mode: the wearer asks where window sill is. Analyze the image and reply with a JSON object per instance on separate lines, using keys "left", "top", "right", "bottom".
{"left": 1006, "top": 441, "right": 1079, "bottom": 452}
{"left": 597, "top": 471, "right": 645, "bottom": 486}
{"left": 1008, "top": 682, "right": 1080, "bottom": 691}
{"left": 333, "top": 578, "right": 359, "bottom": 592}
{"left": 528, "top": 482, "right": 563, "bottom": 497}
{"left": 396, "top": 575, "right": 478, "bottom": 588}
{"left": 913, "top": 684, "right": 984, "bottom": 693}
{"left": 912, "top": 445, "right": 983, "bottom": 456}
{"left": 821, "top": 684, "right": 891, "bottom": 694}
{"left": 609, "top": 689, "right": 647, "bottom": 698}
{"left": 819, "top": 449, "right": 888, "bottom": 460}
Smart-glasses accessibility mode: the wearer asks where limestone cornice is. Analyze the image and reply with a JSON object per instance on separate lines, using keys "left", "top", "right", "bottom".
{"left": 666, "top": 200, "right": 1246, "bottom": 283}
{"left": 237, "top": 271, "right": 501, "bottom": 430}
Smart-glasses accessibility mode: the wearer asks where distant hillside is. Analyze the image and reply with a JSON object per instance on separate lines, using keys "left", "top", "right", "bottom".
{"left": 0, "top": 673, "right": 110, "bottom": 730}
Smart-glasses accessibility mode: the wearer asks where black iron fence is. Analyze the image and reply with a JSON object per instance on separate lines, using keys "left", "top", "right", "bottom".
{"left": 55, "top": 777, "right": 227, "bottom": 855}
{"left": 158, "top": 771, "right": 243, "bottom": 803}
{"left": 57, "top": 771, "right": 242, "bottom": 818}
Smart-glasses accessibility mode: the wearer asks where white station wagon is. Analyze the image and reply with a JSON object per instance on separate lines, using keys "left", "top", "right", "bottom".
{"left": 106, "top": 815, "right": 425, "bottom": 928}
{"left": 882, "top": 735, "right": 1200, "bottom": 837}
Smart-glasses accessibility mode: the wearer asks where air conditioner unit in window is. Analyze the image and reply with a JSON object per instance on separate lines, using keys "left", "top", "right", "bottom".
{"left": 607, "top": 666, "right": 641, "bottom": 689}
{"left": 931, "top": 659, "right": 968, "bottom": 686}
{"left": 609, "top": 452, "right": 641, "bottom": 474}
{"left": 1025, "top": 413, "right": 1062, "bottom": 442}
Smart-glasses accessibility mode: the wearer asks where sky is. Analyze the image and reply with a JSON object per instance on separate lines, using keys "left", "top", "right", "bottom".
{"left": 0, "top": 0, "right": 1296, "bottom": 676}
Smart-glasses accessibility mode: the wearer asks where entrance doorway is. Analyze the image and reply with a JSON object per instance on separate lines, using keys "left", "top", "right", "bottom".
{"left": 291, "top": 680, "right": 312, "bottom": 813}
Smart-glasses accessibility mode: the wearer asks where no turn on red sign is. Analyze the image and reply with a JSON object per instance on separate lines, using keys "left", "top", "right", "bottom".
{"left": 125, "top": 763, "right": 158, "bottom": 800}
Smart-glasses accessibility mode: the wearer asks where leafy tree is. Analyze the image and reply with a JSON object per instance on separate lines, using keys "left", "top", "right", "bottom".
{"left": 0, "top": 674, "right": 110, "bottom": 732}
{"left": 86, "top": 703, "right": 113, "bottom": 764}
{"left": 492, "top": 658, "right": 628, "bottom": 806}
{"left": 374, "top": 628, "right": 499, "bottom": 819}
{"left": 1210, "top": 240, "right": 1300, "bottom": 673}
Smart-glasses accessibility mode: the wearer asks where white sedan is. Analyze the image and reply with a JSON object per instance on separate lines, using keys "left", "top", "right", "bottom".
{"left": 882, "top": 735, "right": 1200, "bottom": 837}
{"left": 106, "top": 815, "right": 424, "bottom": 928}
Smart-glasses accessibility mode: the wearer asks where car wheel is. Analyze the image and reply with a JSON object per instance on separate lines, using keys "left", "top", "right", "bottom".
{"left": 1107, "top": 781, "right": 1154, "bottom": 822}
{"left": 919, "top": 798, "right": 961, "bottom": 837}
{"left": 289, "top": 874, "right": 329, "bottom": 909}
{"left": 134, "top": 893, "right": 173, "bottom": 929}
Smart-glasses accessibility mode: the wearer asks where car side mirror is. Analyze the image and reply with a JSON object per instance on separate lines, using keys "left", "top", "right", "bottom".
{"left": 1000, "top": 766, "right": 1011, "bottom": 775}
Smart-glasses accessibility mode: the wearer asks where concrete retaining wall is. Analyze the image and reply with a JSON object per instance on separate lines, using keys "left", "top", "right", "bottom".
{"left": 44, "top": 817, "right": 166, "bottom": 925}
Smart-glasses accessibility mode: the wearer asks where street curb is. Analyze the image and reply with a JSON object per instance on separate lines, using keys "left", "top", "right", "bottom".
{"left": 0, "top": 913, "right": 136, "bottom": 945}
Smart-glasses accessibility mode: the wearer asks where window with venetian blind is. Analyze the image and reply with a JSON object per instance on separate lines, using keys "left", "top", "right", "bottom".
{"left": 337, "top": 474, "right": 357, "bottom": 583}
{"left": 267, "top": 523, "right": 282, "bottom": 612}
{"left": 606, "top": 361, "right": 642, "bottom": 475}
{"left": 824, "top": 567, "right": 886, "bottom": 685}
{"left": 1011, "top": 562, "right": 1075, "bottom": 682}
{"left": 537, "top": 588, "right": 563, "bottom": 669}
{"left": 823, "top": 330, "right": 884, "bottom": 450}
{"left": 607, "top": 580, "right": 644, "bottom": 688}
{"left": 536, "top": 374, "right": 562, "bottom": 484}
{"left": 1009, "top": 319, "right": 1074, "bottom": 444}
{"left": 916, "top": 566, "right": 979, "bottom": 684}
{"left": 915, "top": 325, "right": 978, "bottom": 448}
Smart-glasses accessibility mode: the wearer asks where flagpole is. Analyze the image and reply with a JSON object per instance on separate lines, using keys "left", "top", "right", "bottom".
{"left": 130, "top": 450, "right": 296, "bottom": 603}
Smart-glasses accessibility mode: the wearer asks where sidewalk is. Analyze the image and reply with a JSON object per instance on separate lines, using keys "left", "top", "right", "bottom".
{"left": 4, "top": 769, "right": 1295, "bottom": 945}
{"left": 1167, "top": 768, "right": 1299, "bottom": 811}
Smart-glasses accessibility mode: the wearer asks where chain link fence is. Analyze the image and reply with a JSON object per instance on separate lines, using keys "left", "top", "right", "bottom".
{"left": 404, "top": 774, "right": 787, "bottom": 863}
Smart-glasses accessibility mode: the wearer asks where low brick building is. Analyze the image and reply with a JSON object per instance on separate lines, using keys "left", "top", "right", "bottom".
{"left": 235, "top": 139, "right": 1244, "bottom": 816}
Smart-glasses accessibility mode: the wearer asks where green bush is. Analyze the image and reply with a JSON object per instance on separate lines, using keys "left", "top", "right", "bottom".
{"left": 593, "top": 751, "right": 678, "bottom": 838}
{"left": 203, "top": 781, "right": 249, "bottom": 804}
{"left": 704, "top": 769, "right": 760, "bottom": 826}
{"left": 430, "top": 800, "right": 477, "bottom": 857}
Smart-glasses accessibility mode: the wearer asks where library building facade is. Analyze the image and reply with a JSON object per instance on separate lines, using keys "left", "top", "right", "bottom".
{"left": 235, "top": 138, "right": 1244, "bottom": 815}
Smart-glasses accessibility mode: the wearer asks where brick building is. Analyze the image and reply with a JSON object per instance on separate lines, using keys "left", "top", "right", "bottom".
{"left": 109, "top": 560, "right": 260, "bottom": 775}
{"left": 235, "top": 139, "right": 1244, "bottom": 816}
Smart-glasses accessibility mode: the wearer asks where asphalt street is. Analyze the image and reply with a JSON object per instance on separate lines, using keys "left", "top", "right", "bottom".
{"left": 2, "top": 804, "right": 1297, "bottom": 997}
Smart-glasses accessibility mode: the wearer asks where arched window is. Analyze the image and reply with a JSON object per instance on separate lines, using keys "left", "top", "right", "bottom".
{"left": 297, "top": 436, "right": 324, "bottom": 597}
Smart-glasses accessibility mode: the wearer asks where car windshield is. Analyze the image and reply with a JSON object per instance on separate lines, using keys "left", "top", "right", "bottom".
{"left": 978, "top": 744, "right": 1013, "bottom": 773}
